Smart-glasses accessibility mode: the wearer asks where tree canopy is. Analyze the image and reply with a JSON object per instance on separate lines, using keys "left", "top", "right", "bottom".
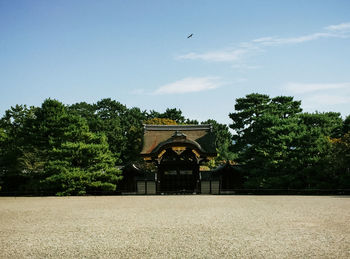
{"left": 229, "top": 93, "right": 347, "bottom": 189}
{"left": 0, "top": 94, "right": 348, "bottom": 195}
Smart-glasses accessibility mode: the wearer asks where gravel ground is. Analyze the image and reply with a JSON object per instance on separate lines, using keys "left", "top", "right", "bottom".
{"left": 0, "top": 195, "right": 349, "bottom": 258}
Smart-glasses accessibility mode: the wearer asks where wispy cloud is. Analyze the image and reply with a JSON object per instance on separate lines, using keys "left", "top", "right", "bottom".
{"left": 231, "top": 63, "right": 261, "bottom": 70}
{"left": 130, "top": 89, "right": 145, "bottom": 95}
{"left": 176, "top": 22, "right": 350, "bottom": 64}
{"left": 284, "top": 82, "right": 350, "bottom": 109}
{"left": 305, "top": 94, "right": 350, "bottom": 105}
{"left": 252, "top": 22, "right": 350, "bottom": 46}
{"left": 177, "top": 49, "right": 247, "bottom": 62}
{"left": 325, "top": 22, "right": 350, "bottom": 32}
{"left": 153, "top": 77, "right": 222, "bottom": 95}
{"left": 285, "top": 82, "right": 350, "bottom": 94}
{"left": 252, "top": 32, "right": 335, "bottom": 46}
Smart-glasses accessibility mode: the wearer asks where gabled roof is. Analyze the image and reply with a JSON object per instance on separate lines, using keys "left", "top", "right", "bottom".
{"left": 140, "top": 124, "right": 217, "bottom": 157}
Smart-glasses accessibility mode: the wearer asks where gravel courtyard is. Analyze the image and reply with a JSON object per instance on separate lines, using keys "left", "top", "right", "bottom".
{"left": 0, "top": 196, "right": 349, "bottom": 258}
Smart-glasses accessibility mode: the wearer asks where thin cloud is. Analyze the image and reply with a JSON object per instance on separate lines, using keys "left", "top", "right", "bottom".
{"left": 284, "top": 82, "right": 350, "bottom": 109}
{"left": 153, "top": 77, "right": 221, "bottom": 95}
{"left": 252, "top": 22, "right": 350, "bottom": 46}
{"left": 285, "top": 82, "right": 350, "bottom": 94}
{"left": 177, "top": 49, "right": 247, "bottom": 62}
{"left": 177, "top": 22, "right": 350, "bottom": 64}
{"left": 306, "top": 94, "right": 350, "bottom": 105}
{"left": 325, "top": 22, "right": 350, "bottom": 32}
{"left": 232, "top": 63, "right": 261, "bottom": 70}
{"left": 252, "top": 32, "right": 334, "bottom": 46}
{"left": 130, "top": 89, "right": 145, "bottom": 95}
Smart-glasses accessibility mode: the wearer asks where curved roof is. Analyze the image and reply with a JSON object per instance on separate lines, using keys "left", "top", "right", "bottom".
{"left": 140, "top": 124, "right": 217, "bottom": 158}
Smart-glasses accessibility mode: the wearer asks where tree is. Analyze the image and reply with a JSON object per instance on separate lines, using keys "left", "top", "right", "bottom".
{"left": 1, "top": 95, "right": 347, "bottom": 194}
{"left": 94, "top": 99, "right": 147, "bottom": 164}
{"left": 42, "top": 120, "right": 121, "bottom": 195}
{"left": 0, "top": 126, "right": 6, "bottom": 191}
{"left": 329, "top": 132, "right": 350, "bottom": 188}
{"left": 0, "top": 99, "right": 123, "bottom": 195}
{"left": 201, "top": 119, "right": 235, "bottom": 165}
{"left": 122, "top": 107, "right": 147, "bottom": 162}
{"left": 0, "top": 104, "right": 39, "bottom": 193}
{"left": 148, "top": 108, "right": 185, "bottom": 124}
{"left": 144, "top": 118, "right": 177, "bottom": 125}
{"left": 68, "top": 102, "right": 99, "bottom": 132}
{"left": 69, "top": 98, "right": 148, "bottom": 164}
{"left": 228, "top": 94, "right": 343, "bottom": 189}
{"left": 343, "top": 115, "right": 350, "bottom": 135}
{"left": 184, "top": 119, "right": 199, "bottom": 125}
{"left": 94, "top": 98, "right": 125, "bottom": 161}
{"left": 229, "top": 94, "right": 301, "bottom": 166}
{"left": 36, "top": 99, "right": 122, "bottom": 195}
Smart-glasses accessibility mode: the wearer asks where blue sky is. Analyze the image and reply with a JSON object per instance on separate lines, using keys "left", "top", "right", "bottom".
{"left": 1, "top": 0, "right": 349, "bottom": 124}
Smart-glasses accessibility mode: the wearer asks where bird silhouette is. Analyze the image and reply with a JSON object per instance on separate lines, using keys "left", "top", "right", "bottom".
{"left": 187, "top": 33, "right": 193, "bottom": 38}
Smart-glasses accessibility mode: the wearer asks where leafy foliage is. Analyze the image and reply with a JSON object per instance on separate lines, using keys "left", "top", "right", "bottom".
{"left": 0, "top": 99, "right": 122, "bottom": 195}
{"left": 148, "top": 108, "right": 185, "bottom": 123}
{"left": 328, "top": 132, "right": 350, "bottom": 188}
{"left": 229, "top": 93, "right": 346, "bottom": 189}
{"left": 0, "top": 93, "right": 348, "bottom": 194}
{"left": 144, "top": 118, "right": 177, "bottom": 125}
{"left": 201, "top": 119, "right": 235, "bottom": 166}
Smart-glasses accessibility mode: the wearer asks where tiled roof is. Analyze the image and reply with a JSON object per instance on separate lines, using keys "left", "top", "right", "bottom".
{"left": 141, "top": 124, "right": 217, "bottom": 157}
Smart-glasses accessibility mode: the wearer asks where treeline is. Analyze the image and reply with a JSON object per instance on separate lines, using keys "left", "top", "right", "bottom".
{"left": 230, "top": 94, "right": 350, "bottom": 190}
{"left": 0, "top": 94, "right": 349, "bottom": 195}
{"left": 0, "top": 98, "right": 231, "bottom": 195}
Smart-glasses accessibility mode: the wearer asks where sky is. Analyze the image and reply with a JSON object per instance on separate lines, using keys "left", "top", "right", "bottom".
{"left": 1, "top": 0, "right": 350, "bottom": 125}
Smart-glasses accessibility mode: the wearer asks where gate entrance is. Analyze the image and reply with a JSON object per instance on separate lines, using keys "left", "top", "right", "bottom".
{"left": 140, "top": 125, "right": 217, "bottom": 194}
{"left": 158, "top": 148, "right": 199, "bottom": 193}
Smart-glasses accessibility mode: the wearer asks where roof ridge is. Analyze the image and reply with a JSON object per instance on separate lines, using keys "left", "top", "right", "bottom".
{"left": 144, "top": 124, "right": 212, "bottom": 131}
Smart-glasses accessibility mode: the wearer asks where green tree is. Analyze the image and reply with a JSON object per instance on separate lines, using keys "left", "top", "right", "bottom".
{"left": 184, "top": 119, "right": 199, "bottom": 125}
{"left": 42, "top": 119, "right": 121, "bottom": 195}
{"left": 291, "top": 112, "right": 343, "bottom": 188}
{"left": 148, "top": 108, "right": 185, "bottom": 124}
{"left": 329, "top": 132, "right": 350, "bottom": 188}
{"left": 36, "top": 99, "right": 122, "bottom": 195}
{"left": 68, "top": 102, "right": 100, "bottom": 132}
{"left": 0, "top": 99, "right": 122, "bottom": 195}
{"left": 201, "top": 119, "right": 235, "bottom": 165}
{"left": 122, "top": 107, "right": 147, "bottom": 162}
{"left": 144, "top": 118, "right": 177, "bottom": 125}
{"left": 228, "top": 94, "right": 343, "bottom": 189}
{"left": 229, "top": 94, "right": 296, "bottom": 163}
{"left": 95, "top": 99, "right": 147, "bottom": 163}
{"left": 69, "top": 98, "right": 148, "bottom": 164}
{"left": 343, "top": 115, "right": 350, "bottom": 135}
{"left": 0, "top": 104, "right": 39, "bottom": 193}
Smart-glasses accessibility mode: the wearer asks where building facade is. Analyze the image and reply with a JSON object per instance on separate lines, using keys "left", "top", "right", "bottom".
{"left": 119, "top": 124, "right": 244, "bottom": 194}
{"left": 139, "top": 124, "right": 217, "bottom": 194}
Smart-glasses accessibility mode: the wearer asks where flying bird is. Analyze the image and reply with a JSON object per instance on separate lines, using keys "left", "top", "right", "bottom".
{"left": 187, "top": 33, "right": 193, "bottom": 38}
